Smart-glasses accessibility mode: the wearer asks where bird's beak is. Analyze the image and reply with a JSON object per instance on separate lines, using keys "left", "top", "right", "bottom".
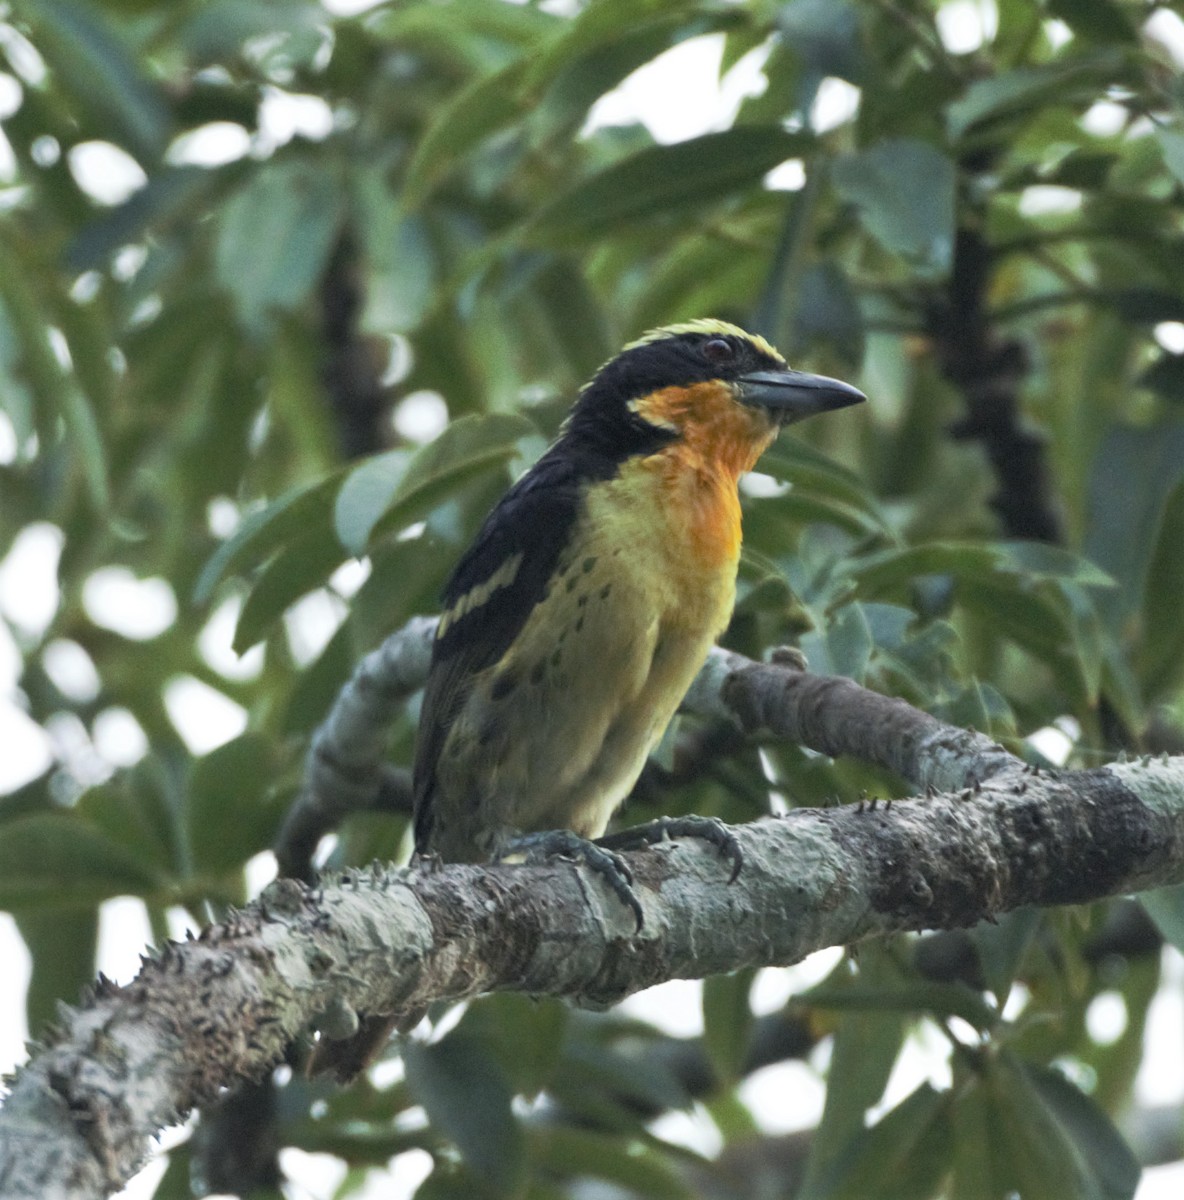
{"left": 736, "top": 369, "right": 866, "bottom": 425}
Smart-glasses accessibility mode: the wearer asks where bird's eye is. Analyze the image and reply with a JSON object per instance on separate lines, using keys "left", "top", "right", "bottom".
{"left": 702, "top": 337, "right": 735, "bottom": 364}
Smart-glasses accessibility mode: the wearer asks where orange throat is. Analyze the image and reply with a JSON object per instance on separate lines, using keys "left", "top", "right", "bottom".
{"left": 636, "top": 383, "right": 777, "bottom": 569}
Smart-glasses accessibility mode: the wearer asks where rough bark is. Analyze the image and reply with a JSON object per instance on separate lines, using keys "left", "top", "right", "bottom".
{"left": 3, "top": 624, "right": 1184, "bottom": 1199}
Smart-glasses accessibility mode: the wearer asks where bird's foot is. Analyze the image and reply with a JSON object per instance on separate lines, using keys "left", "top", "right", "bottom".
{"left": 499, "top": 830, "right": 642, "bottom": 931}
{"left": 598, "top": 815, "right": 743, "bottom": 883}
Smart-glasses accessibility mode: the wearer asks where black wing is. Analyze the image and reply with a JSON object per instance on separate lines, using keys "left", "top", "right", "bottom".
{"left": 412, "top": 447, "right": 595, "bottom": 850}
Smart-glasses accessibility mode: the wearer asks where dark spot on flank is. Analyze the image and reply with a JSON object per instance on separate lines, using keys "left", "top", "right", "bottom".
{"left": 600, "top": 584, "right": 612, "bottom": 600}
{"left": 477, "top": 719, "right": 499, "bottom": 747}
{"left": 575, "top": 615, "right": 585, "bottom": 633}
{"left": 491, "top": 673, "right": 518, "bottom": 701}
{"left": 529, "top": 662, "right": 545, "bottom": 686}
{"left": 551, "top": 649, "right": 562, "bottom": 668}
{"left": 577, "top": 594, "right": 588, "bottom": 608}
{"left": 566, "top": 576, "right": 579, "bottom": 593}
{"left": 582, "top": 556, "right": 597, "bottom": 573}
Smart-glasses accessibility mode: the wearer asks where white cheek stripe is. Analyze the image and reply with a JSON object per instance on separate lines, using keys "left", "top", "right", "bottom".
{"left": 437, "top": 552, "right": 525, "bottom": 640}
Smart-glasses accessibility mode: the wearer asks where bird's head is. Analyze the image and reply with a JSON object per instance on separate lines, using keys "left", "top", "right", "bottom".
{"left": 567, "top": 319, "right": 865, "bottom": 477}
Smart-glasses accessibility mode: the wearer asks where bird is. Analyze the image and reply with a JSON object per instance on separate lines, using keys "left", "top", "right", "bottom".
{"left": 312, "top": 319, "right": 865, "bottom": 1078}
{"left": 412, "top": 319, "right": 864, "bottom": 882}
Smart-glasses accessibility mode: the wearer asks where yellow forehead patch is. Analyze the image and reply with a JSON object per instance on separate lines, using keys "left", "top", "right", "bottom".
{"left": 622, "top": 319, "right": 784, "bottom": 363}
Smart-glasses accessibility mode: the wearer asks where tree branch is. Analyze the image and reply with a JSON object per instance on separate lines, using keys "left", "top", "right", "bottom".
{"left": 3, "top": 635, "right": 1184, "bottom": 1197}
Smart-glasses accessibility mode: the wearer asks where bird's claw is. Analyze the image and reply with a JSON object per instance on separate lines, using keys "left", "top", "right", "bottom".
{"left": 498, "top": 830, "right": 643, "bottom": 930}
{"left": 599, "top": 815, "right": 743, "bottom": 883}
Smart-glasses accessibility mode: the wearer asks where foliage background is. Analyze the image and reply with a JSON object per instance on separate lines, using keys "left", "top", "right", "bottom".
{"left": 3, "top": 0, "right": 1184, "bottom": 1196}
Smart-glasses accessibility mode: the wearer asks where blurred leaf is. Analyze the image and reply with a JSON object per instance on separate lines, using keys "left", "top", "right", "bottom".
{"left": 214, "top": 158, "right": 344, "bottom": 334}
{"left": 803, "top": 980, "right": 997, "bottom": 1031}
{"left": 1047, "top": 0, "right": 1136, "bottom": 43}
{"left": 971, "top": 907, "right": 1041, "bottom": 1002}
{"left": 1012, "top": 1058, "right": 1139, "bottom": 1200}
{"left": 1155, "top": 126, "right": 1184, "bottom": 186}
{"left": 1138, "top": 481, "right": 1184, "bottom": 698}
{"left": 800, "top": 951, "right": 906, "bottom": 1200}
{"left": 702, "top": 968, "right": 754, "bottom": 1085}
{"left": 526, "top": 127, "right": 811, "bottom": 244}
{"left": 946, "top": 53, "right": 1125, "bottom": 141}
{"left": 355, "top": 175, "right": 438, "bottom": 334}
{"left": 335, "top": 413, "right": 534, "bottom": 555}
{"left": 0, "top": 232, "right": 110, "bottom": 510}
{"left": 1138, "top": 352, "right": 1184, "bottom": 401}
{"left": 779, "top": 0, "right": 863, "bottom": 97}
{"left": 402, "top": 58, "right": 531, "bottom": 208}
{"left": 1084, "top": 424, "right": 1184, "bottom": 627}
{"left": 281, "top": 620, "right": 357, "bottom": 735}
{"left": 520, "top": 0, "right": 700, "bottom": 93}
{"left": 818, "top": 1083, "right": 952, "bottom": 1200}
{"left": 529, "top": 1126, "right": 689, "bottom": 1198}
{"left": 456, "top": 994, "right": 568, "bottom": 1098}
{"left": 194, "top": 477, "right": 341, "bottom": 605}
{"left": 404, "top": 1034, "right": 526, "bottom": 1198}
{"left": 18, "top": 0, "right": 170, "bottom": 161}
{"left": 832, "top": 139, "right": 955, "bottom": 277}
{"left": 67, "top": 165, "right": 237, "bottom": 271}
{"left": 233, "top": 528, "right": 346, "bottom": 653}
{"left": 792, "top": 262, "right": 865, "bottom": 363}
{"left": 187, "top": 733, "right": 286, "bottom": 874}
{"left": 15, "top": 908, "right": 98, "bottom": 1035}
{"left": 1139, "top": 883, "right": 1184, "bottom": 953}
{"left": 0, "top": 815, "right": 162, "bottom": 908}
{"left": 953, "top": 1053, "right": 1138, "bottom": 1200}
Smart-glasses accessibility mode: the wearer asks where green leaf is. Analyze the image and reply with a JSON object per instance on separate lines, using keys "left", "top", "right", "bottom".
{"left": 970, "top": 907, "right": 1041, "bottom": 1002}
{"left": 334, "top": 413, "right": 534, "bottom": 555}
{"left": 233, "top": 528, "right": 347, "bottom": 653}
{"left": 404, "top": 1034, "right": 526, "bottom": 1198}
{"left": 702, "top": 968, "right": 754, "bottom": 1085}
{"left": 0, "top": 232, "right": 110, "bottom": 510}
{"left": 1008, "top": 1058, "right": 1139, "bottom": 1200}
{"left": 67, "top": 165, "right": 238, "bottom": 271}
{"left": 1139, "top": 883, "right": 1184, "bottom": 954}
{"left": 354, "top": 177, "right": 439, "bottom": 334}
{"left": 800, "top": 951, "right": 906, "bottom": 1200}
{"left": 15, "top": 908, "right": 98, "bottom": 1036}
{"left": 817, "top": 1083, "right": 952, "bottom": 1200}
{"left": 281, "top": 619, "right": 357, "bottom": 736}
{"left": 831, "top": 139, "right": 954, "bottom": 277}
{"left": 1084, "top": 424, "right": 1184, "bottom": 628}
{"left": 519, "top": 0, "right": 700, "bottom": 94}
{"left": 803, "top": 981, "right": 997, "bottom": 1031}
{"left": 187, "top": 733, "right": 286, "bottom": 874}
{"left": 996, "top": 541, "right": 1114, "bottom": 587}
{"left": 526, "top": 127, "right": 812, "bottom": 245}
{"left": 779, "top": 0, "right": 864, "bottom": 107}
{"left": 402, "top": 58, "right": 531, "bottom": 208}
{"left": 1138, "top": 351, "right": 1184, "bottom": 401}
{"left": 1155, "top": 126, "right": 1184, "bottom": 186}
{"left": 791, "top": 261, "right": 865, "bottom": 363}
{"left": 529, "top": 1126, "right": 687, "bottom": 1199}
{"left": 1138, "top": 481, "right": 1184, "bottom": 699}
{"left": 18, "top": 0, "right": 170, "bottom": 162}
{"left": 0, "top": 814, "right": 162, "bottom": 908}
{"left": 955, "top": 1054, "right": 1138, "bottom": 1200}
{"left": 193, "top": 477, "right": 341, "bottom": 605}
{"left": 214, "top": 159, "right": 344, "bottom": 334}
{"left": 946, "top": 53, "right": 1125, "bottom": 141}
{"left": 1047, "top": 0, "right": 1137, "bottom": 43}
